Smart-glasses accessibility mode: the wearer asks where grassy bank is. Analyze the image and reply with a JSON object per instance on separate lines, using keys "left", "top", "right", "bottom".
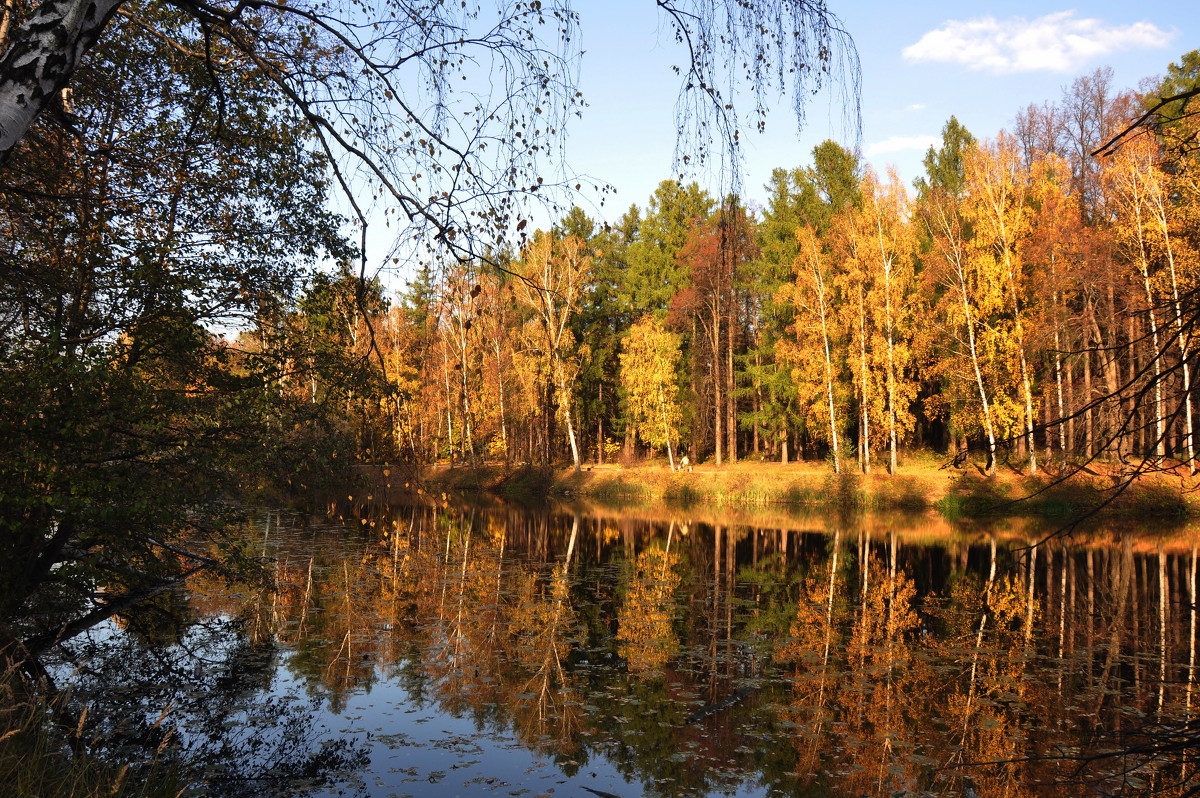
{"left": 418, "top": 457, "right": 1199, "bottom": 522}
{"left": 559, "top": 461, "right": 945, "bottom": 512}
{"left": 939, "top": 467, "right": 1194, "bottom": 521}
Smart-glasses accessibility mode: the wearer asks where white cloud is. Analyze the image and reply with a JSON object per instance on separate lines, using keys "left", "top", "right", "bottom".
{"left": 866, "top": 135, "right": 940, "bottom": 157}
{"left": 905, "top": 103, "right": 927, "bottom": 112}
{"left": 902, "top": 11, "right": 1172, "bottom": 74}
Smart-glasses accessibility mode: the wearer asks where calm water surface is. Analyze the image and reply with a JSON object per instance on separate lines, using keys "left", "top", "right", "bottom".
{"left": 53, "top": 500, "right": 1200, "bottom": 797}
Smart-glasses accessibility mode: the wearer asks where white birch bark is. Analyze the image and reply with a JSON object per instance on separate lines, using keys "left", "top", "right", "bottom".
{"left": 0, "top": 0, "right": 124, "bottom": 163}
{"left": 814, "top": 264, "right": 840, "bottom": 474}
{"left": 1151, "top": 187, "right": 1195, "bottom": 472}
{"left": 933, "top": 202, "right": 997, "bottom": 474}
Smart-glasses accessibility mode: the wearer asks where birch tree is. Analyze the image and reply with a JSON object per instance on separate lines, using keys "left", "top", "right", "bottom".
{"left": 778, "top": 225, "right": 843, "bottom": 473}
{"left": 512, "top": 232, "right": 590, "bottom": 472}
{"left": 921, "top": 186, "right": 1001, "bottom": 474}
{"left": 831, "top": 203, "right": 877, "bottom": 473}
{"left": 1107, "top": 143, "right": 1168, "bottom": 461}
{"left": 963, "top": 135, "right": 1040, "bottom": 474}
{"left": 1136, "top": 139, "right": 1196, "bottom": 471}
{"left": 619, "top": 316, "right": 685, "bottom": 469}
{"left": 1025, "top": 155, "right": 1091, "bottom": 464}
{"left": 860, "top": 168, "right": 918, "bottom": 474}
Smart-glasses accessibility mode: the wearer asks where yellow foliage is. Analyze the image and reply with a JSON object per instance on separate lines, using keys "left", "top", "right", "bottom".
{"left": 616, "top": 545, "right": 682, "bottom": 673}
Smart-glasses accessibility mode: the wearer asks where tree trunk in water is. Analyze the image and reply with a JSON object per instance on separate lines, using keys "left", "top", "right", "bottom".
{"left": 1189, "top": 545, "right": 1197, "bottom": 712}
{"left": 1025, "top": 541, "right": 1038, "bottom": 644}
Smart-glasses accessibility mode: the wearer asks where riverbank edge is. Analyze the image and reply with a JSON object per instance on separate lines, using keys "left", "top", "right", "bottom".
{"left": 417, "top": 461, "right": 1199, "bottom": 521}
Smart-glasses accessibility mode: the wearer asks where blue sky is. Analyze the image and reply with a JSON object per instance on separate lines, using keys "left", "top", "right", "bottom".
{"left": 562, "top": 1, "right": 1194, "bottom": 220}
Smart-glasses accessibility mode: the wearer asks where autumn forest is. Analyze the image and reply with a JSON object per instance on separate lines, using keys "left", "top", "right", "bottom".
{"left": 287, "top": 58, "right": 1200, "bottom": 480}
{"left": 5, "top": 0, "right": 1200, "bottom": 792}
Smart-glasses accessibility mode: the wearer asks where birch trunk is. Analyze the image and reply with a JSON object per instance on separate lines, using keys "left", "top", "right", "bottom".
{"left": 440, "top": 343, "right": 457, "bottom": 464}
{"left": 494, "top": 337, "right": 509, "bottom": 465}
{"left": 727, "top": 314, "right": 737, "bottom": 463}
{"left": 857, "top": 285, "right": 870, "bottom": 474}
{"left": 811, "top": 264, "right": 840, "bottom": 474}
{"left": 874, "top": 207, "right": 900, "bottom": 475}
{"left": 1157, "top": 200, "right": 1195, "bottom": 472}
{"left": 711, "top": 299, "right": 723, "bottom": 466}
{"left": 1002, "top": 248, "right": 1037, "bottom": 474}
{"left": 458, "top": 323, "right": 476, "bottom": 465}
{"left": 556, "top": 361, "right": 582, "bottom": 472}
{"left": 883, "top": 266, "right": 898, "bottom": 475}
{"left": 0, "top": 0, "right": 125, "bottom": 164}
{"left": 658, "top": 385, "right": 676, "bottom": 471}
{"left": 1136, "top": 237, "right": 1166, "bottom": 459}
{"left": 1053, "top": 316, "right": 1068, "bottom": 462}
{"left": 951, "top": 236, "right": 997, "bottom": 474}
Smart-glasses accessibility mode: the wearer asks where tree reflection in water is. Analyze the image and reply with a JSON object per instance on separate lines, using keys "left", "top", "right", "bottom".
{"left": 49, "top": 611, "right": 368, "bottom": 796}
{"left": 49, "top": 502, "right": 1200, "bottom": 796}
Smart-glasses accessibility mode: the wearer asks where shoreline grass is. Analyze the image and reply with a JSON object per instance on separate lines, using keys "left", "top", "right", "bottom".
{"left": 416, "top": 456, "right": 1199, "bottom": 523}
{"left": 0, "top": 666, "right": 184, "bottom": 798}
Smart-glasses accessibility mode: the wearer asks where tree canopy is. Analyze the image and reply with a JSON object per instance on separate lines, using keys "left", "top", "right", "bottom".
{"left": 0, "top": 0, "right": 858, "bottom": 261}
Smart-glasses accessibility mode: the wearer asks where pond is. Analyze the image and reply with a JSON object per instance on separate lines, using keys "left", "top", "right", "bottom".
{"left": 50, "top": 499, "right": 1200, "bottom": 797}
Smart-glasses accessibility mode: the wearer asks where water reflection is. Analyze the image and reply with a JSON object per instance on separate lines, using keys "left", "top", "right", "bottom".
{"left": 55, "top": 502, "right": 1200, "bottom": 796}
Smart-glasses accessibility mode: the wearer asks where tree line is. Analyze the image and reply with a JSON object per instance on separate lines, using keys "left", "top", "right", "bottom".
{"left": 280, "top": 55, "right": 1200, "bottom": 476}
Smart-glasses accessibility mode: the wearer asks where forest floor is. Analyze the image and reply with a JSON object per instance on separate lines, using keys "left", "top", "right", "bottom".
{"left": 420, "top": 453, "right": 1200, "bottom": 523}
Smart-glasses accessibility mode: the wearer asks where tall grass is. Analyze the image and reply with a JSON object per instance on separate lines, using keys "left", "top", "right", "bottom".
{"left": 0, "top": 666, "right": 185, "bottom": 798}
